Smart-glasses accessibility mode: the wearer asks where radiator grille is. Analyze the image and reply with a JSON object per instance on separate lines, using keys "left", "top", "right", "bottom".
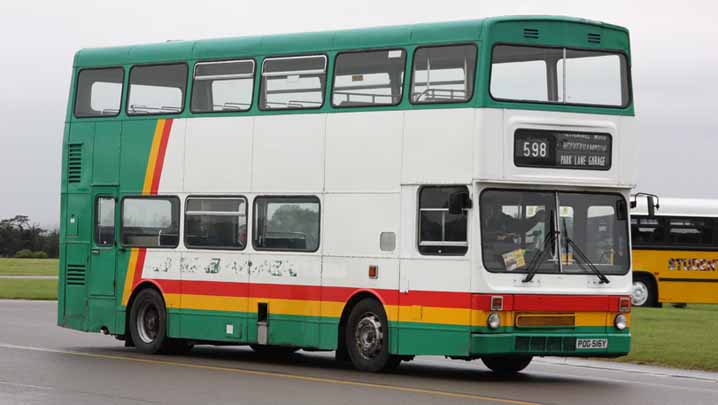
{"left": 516, "top": 336, "right": 577, "bottom": 353}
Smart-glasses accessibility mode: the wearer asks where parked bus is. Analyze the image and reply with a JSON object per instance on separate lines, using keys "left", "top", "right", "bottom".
{"left": 631, "top": 197, "right": 718, "bottom": 306}
{"left": 59, "top": 16, "right": 635, "bottom": 374}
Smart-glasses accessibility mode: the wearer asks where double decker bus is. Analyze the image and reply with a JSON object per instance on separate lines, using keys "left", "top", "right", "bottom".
{"left": 59, "top": 16, "right": 634, "bottom": 374}
{"left": 632, "top": 197, "right": 718, "bottom": 307}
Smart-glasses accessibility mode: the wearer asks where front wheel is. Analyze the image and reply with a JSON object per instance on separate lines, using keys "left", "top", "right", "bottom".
{"left": 481, "top": 356, "right": 533, "bottom": 375}
{"left": 632, "top": 277, "right": 656, "bottom": 307}
{"left": 345, "top": 298, "right": 398, "bottom": 372}
{"left": 129, "top": 289, "right": 169, "bottom": 354}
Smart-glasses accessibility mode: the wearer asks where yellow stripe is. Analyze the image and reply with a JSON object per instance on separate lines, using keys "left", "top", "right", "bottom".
{"left": 142, "top": 119, "right": 166, "bottom": 194}
{"left": 120, "top": 249, "right": 139, "bottom": 305}
{"left": 163, "top": 294, "right": 624, "bottom": 327}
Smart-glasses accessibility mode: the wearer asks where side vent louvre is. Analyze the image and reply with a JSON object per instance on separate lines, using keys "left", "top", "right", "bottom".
{"left": 66, "top": 264, "right": 86, "bottom": 286}
{"left": 587, "top": 33, "right": 602, "bottom": 44}
{"left": 523, "top": 28, "right": 539, "bottom": 39}
{"left": 67, "top": 144, "right": 82, "bottom": 184}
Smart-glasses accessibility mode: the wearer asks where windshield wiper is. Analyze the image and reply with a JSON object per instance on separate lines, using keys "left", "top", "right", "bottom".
{"left": 523, "top": 210, "right": 558, "bottom": 283}
{"left": 562, "top": 218, "right": 610, "bottom": 284}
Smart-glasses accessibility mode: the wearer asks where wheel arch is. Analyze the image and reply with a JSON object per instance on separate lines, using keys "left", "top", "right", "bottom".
{"left": 336, "top": 290, "right": 388, "bottom": 357}
{"left": 633, "top": 270, "right": 659, "bottom": 305}
{"left": 123, "top": 281, "right": 168, "bottom": 341}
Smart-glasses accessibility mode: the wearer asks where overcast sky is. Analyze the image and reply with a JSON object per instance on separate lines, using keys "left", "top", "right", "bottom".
{"left": 1, "top": 0, "right": 716, "bottom": 227}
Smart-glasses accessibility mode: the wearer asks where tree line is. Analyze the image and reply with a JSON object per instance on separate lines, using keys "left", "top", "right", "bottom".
{"left": 0, "top": 216, "right": 59, "bottom": 258}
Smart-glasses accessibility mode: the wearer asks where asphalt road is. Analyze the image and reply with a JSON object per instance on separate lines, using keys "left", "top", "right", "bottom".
{"left": 1, "top": 300, "right": 716, "bottom": 405}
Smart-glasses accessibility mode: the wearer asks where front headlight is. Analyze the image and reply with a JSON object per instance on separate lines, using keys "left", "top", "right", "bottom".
{"left": 614, "top": 313, "right": 627, "bottom": 330}
{"left": 487, "top": 312, "right": 501, "bottom": 329}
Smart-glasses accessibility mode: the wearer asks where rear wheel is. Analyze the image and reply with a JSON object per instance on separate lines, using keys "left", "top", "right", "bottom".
{"left": 129, "top": 289, "right": 169, "bottom": 354}
{"left": 345, "top": 298, "right": 398, "bottom": 372}
{"left": 632, "top": 275, "right": 657, "bottom": 307}
{"left": 481, "top": 356, "right": 533, "bottom": 375}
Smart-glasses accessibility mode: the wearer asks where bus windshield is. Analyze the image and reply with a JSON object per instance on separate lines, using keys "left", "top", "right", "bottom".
{"left": 480, "top": 190, "right": 629, "bottom": 275}
{"left": 490, "top": 45, "right": 630, "bottom": 107}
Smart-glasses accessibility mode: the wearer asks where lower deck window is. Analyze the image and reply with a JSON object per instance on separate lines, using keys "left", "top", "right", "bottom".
{"left": 185, "top": 197, "right": 247, "bottom": 249}
{"left": 418, "top": 186, "right": 468, "bottom": 255}
{"left": 253, "top": 196, "right": 320, "bottom": 251}
{"left": 121, "top": 197, "right": 180, "bottom": 248}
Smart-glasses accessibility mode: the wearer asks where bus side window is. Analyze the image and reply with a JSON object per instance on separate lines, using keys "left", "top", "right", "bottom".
{"left": 253, "top": 196, "right": 320, "bottom": 252}
{"left": 121, "top": 197, "right": 180, "bottom": 248}
{"left": 127, "top": 63, "right": 188, "bottom": 116}
{"left": 191, "top": 60, "right": 255, "bottom": 113}
{"left": 74, "top": 67, "right": 124, "bottom": 118}
{"left": 332, "top": 49, "right": 406, "bottom": 108}
{"left": 418, "top": 186, "right": 468, "bottom": 255}
{"left": 260, "top": 55, "right": 326, "bottom": 110}
{"left": 411, "top": 44, "right": 477, "bottom": 104}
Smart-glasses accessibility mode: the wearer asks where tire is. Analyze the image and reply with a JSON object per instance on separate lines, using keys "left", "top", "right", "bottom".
{"left": 481, "top": 356, "right": 533, "bottom": 375}
{"left": 632, "top": 275, "right": 657, "bottom": 307}
{"left": 345, "top": 298, "right": 397, "bottom": 372}
{"left": 250, "top": 345, "right": 299, "bottom": 356}
{"left": 128, "top": 288, "right": 169, "bottom": 354}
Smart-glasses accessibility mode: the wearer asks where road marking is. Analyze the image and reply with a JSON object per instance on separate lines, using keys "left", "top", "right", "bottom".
{"left": 0, "top": 380, "right": 53, "bottom": 391}
{"left": 0, "top": 342, "right": 541, "bottom": 405}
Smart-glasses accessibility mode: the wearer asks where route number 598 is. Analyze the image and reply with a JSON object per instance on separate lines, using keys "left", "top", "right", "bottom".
{"left": 522, "top": 141, "right": 548, "bottom": 158}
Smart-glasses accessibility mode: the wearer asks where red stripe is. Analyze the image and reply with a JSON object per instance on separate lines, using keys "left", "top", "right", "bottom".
{"left": 132, "top": 249, "right": 147, "bottom": 290}
{"left": 150, "top": 119, "right": 173, "bottom": 195}
{"left": 143, "top": 279, "right": 625, "bottom": 312}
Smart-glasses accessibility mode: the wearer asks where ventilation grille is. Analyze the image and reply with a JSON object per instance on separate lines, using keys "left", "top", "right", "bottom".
{"left": 516, "top": 336, "right": 577, "bottom": 354}
{"left": 66, "top": 264, "right": 86, "bottom": 286}
{"left": 523, "top": 28, "right": 539, "bottom": 39}
{"left": 67, "top": 144, "right": 82, "bottom": 184}
{"left": 587, "top": 33, "right": 602, "bottom": 44}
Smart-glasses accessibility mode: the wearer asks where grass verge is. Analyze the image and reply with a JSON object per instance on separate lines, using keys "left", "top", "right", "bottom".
{"left": 613, "top": 304, "right": 718, "bottom": 371}
{"left": 0, "top": 278, "right": 58, "bottom": 300}
{"left": 0, "top": 258, "right": 59, "bottom": 276}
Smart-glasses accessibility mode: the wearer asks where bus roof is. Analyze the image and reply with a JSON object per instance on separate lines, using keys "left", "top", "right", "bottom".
{"left": 632, "top": 197, "right": 718, "bottom": 218}
{"left": 73, "top": 15, "right": 630, "bottom": 68}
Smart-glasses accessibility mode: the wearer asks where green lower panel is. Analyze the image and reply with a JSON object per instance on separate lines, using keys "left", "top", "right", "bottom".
{"left": 395, "top": 322, "right": 471, "bottom": 356}
{"left": 87, "top": 297, "right": 116, "bottom": 333}
{"left": 178, "top": 310, "right": 246, "bottom": 342}
{"left": 471, "top": 332, "right": 631, "bottom": 357}
{"left": 265, "top": 314, "right": 321, "bottom": 348}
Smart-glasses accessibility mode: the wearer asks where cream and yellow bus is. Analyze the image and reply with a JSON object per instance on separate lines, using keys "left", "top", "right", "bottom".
{"left": 632, "top": 197, "right": 718, "bottom": 306}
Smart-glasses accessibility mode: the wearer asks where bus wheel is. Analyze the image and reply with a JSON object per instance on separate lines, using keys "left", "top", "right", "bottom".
{"left": 129, "top": 289, "right": 168, "bottom": 354}
{"left": 632, "top": 276, "right": 656, "bottom": 307}
{"left": 481, "top": 356, "right": 533, "bottom": 375}
{"left": 345, "top": 298, "right": 397, "bottom": 372}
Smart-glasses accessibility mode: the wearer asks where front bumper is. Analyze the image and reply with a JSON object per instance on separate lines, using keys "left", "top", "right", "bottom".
{"left": 471, "top": 332, "right": 630, "bottom": 357}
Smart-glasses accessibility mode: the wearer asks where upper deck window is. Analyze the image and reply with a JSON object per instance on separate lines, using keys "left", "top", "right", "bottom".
{"left": 411, "top": 44, "right": 477, "bottom": 104}
{"left": 127, "top": 63, "right": 187, "bottom": 115}
{"left": 74, "top": 67, "right": 124, "bottom": 118}
{"left": 490, "top": 45, "right": 629, "bottom": 108}
{"left": 260, "top": 55, "right": 326, "bottom": 110}
{"left": 191, "top": 60, "right": 255, "bottom": 113}
{"left": 332, "top": 49, "right": 406, "bottom": 107}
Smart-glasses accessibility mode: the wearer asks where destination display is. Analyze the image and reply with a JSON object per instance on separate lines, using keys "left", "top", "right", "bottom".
{"left": 514, "top": 129, "right": 612, "bottom": 170}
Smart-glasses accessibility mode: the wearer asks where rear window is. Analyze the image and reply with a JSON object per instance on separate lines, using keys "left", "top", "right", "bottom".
{"left": 74, "top": 67, "right": 124, "bottom": 117}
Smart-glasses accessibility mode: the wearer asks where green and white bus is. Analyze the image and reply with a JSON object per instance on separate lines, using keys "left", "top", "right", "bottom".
{"left": 59, "top": 16, "right": 635, "bottom": 374}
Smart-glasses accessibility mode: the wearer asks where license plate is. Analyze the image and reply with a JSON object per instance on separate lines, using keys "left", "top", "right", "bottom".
{"left": 576, "top": 338, "right": 608, "bottom": 350}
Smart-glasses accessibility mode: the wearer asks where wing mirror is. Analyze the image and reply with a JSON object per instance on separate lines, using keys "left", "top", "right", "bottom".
{"left": 449, "top": 190, "right": 472, "bottom": 215}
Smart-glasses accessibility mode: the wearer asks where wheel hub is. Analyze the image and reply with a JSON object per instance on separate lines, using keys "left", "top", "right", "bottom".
{"left": 137, "top": 302, "right": 160, "bottom": 344}
{"left": 632, "top": 281, "right": 648, "bottom": 306}
{"left": 355, "top": 313, "right": 383, "bottom": 360}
